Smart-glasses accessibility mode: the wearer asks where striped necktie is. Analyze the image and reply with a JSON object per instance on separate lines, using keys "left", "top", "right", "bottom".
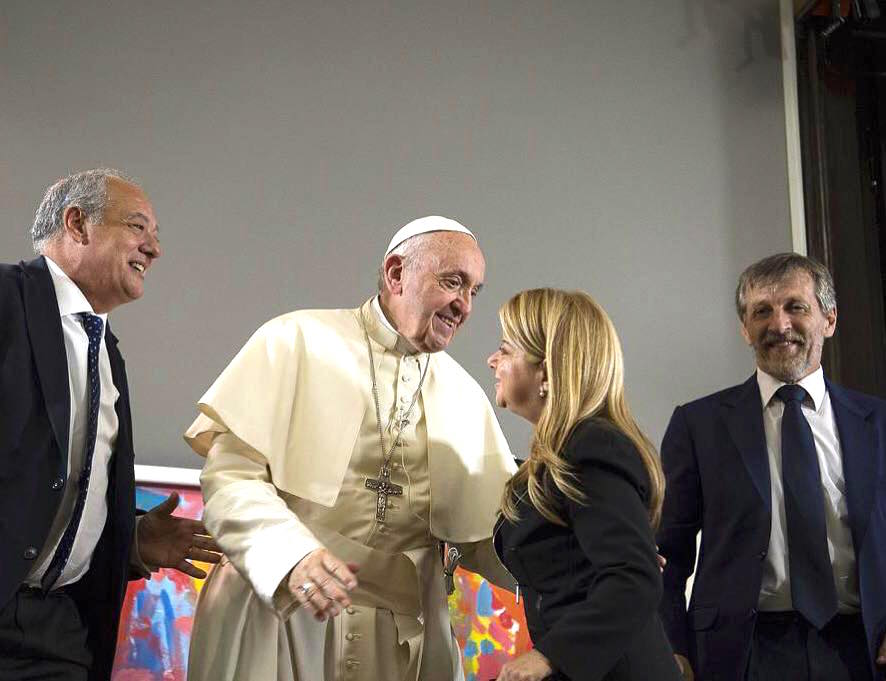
{"left": 42, "top": 313, "right": 104, "bottom": 592}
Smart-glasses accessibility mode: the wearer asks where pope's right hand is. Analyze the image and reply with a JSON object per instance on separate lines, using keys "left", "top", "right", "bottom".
{"left": 286, "top": 548, "right": 359, "bottom": 621}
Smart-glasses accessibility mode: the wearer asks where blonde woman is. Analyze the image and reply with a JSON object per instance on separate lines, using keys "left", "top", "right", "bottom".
{"left": 487, "top": 289, "right": 681, "bottom": 681}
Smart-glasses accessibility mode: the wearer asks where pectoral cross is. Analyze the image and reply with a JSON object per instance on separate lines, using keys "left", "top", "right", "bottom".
{"left": 365, "top": 463, "right": 403, "bottom": 521}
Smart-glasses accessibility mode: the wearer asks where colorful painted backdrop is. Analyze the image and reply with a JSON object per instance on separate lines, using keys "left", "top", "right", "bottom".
{"left": 112, "top": 484, "right": 530, "bottom": 680}
{"left": 449, "top": 568, "right": 532, "bottom": 681}
{"left": 112, "top": 486, "right": 208, "bottom": 681}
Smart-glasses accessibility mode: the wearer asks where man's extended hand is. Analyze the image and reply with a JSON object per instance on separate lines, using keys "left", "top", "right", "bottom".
{"left": 286, "top": 548, "right": 359, "bottom": 621}
{"left": 674, "top": 654, "right": 694, "bottom": 680}
{"left": 137, "top": 492, "right": 222, "bottom": 578}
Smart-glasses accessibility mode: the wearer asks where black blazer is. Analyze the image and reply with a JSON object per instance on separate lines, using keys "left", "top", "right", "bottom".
{"left": 656, "top": 375, "right": 886, "bottom": 680}
{"left": 494, "top": 419, "right": 682, "bottom": 681}
{"left": 0, "top": 256, "right": 137, "bottom": 681}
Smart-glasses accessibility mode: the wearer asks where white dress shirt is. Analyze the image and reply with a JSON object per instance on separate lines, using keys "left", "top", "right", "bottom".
{"left": 756, "top": 367, "right": 860, "bottom": 613}
{"left": 25, "top": 257, "right": 120, "bottom": 589}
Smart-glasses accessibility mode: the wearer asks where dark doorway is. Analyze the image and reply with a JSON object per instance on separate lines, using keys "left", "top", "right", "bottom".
{"left": 796, "top": 3, "right": 886, "bottom": 397}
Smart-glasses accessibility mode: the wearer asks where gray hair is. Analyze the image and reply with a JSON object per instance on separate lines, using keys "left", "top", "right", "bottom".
{"left": 31, "top": 168, "right": 135, "bottom": 254}
{"left": 376, "top": 233, "right": 436, "bottom": 292}
{"left": 735, "top": 252, "right": 837, "bottom": 319}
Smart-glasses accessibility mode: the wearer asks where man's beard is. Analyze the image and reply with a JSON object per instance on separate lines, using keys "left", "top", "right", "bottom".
{"left": 754, "top": 330, "right": 818, "bottom": 383}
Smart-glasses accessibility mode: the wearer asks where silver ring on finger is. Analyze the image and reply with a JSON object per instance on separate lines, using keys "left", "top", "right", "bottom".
{"left": 298, "top": 581, "right": 315, "bottom": 596}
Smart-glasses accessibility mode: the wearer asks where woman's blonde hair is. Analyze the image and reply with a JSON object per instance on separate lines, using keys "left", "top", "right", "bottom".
{"left": 498, "top": 288, "right": 665, "bottom": 528}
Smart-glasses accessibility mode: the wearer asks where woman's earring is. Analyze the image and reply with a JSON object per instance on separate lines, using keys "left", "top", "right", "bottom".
{"left": 538, "top": 386, "right": 547, "bottom": 398}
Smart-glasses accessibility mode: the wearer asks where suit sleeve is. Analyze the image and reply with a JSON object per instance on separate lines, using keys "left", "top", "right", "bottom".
{"left": 864, "top": 404, "right": 886, "bottom": 675}
{"left": 532, "top": 428, "right": 663, "bottom": 681}
{"left": 655, "top": 405, "right": 702, "bottom": 657}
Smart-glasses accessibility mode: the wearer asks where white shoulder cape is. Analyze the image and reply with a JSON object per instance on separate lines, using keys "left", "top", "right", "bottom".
{"left": 184, "top": 303, "right": 516, "bottom": 542}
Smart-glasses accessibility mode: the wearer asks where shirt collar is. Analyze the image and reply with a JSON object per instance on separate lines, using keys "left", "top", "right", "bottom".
{"left": 756, "top": 365, "right": 826, "bottom": 412}
{"left": 44, "top": 256, "right": 108, "bottom": 325}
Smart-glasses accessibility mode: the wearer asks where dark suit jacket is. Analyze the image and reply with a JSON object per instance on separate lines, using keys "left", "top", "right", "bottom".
{"left": 656, "top": 374, "right": 886, "bottom": 680}
{"left": 0, "top": 256, "right": 137, "bottom": 681}
{"left": 494, "top": 419, "right": 682, "bottom": 681}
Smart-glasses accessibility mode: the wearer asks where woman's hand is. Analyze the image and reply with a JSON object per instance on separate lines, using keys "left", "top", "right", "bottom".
{"left": 497, "top": 649, "right": 554, "bottom": 680}
{"left": 674, "top": 654, "right": 695, "bottom": 680}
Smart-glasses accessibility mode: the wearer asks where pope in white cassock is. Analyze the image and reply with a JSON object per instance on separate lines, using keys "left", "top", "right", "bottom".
{"left": 183, "top": 217, "right": 517, "bottom": 681}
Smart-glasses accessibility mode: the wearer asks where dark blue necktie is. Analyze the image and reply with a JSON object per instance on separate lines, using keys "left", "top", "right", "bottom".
{"left": 42, "top": 313, "right": 104, "bottom": 592}
{"left": 776, "top": 384, "right": 838, "bottom": 629}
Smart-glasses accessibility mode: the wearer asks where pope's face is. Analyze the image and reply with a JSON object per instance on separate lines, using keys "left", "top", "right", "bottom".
{"left": 740, "top": 270, "right": 836, "bottom": 383}
{"left": 389, "top": 233, "right": 485, "bottom": 353}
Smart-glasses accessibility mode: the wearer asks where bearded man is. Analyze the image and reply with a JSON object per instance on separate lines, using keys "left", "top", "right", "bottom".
{"left": 656, "top": 253, "right": 886, "bottom": 681}
{"left": 184, "top": 216, "right": 516, "bottom": 681}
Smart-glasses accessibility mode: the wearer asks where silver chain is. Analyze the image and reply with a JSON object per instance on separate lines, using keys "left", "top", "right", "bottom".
{"left": 360, "top": 310, "right": 430, "bottom": 470}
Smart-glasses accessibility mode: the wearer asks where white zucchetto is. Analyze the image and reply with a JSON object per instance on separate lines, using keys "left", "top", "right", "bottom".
{"left": 385, "top": 216, "right": 476, "bottom": 256}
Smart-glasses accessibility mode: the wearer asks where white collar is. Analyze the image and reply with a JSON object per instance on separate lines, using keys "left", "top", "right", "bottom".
{"left": 371, "top": 295, "right": 398, "bottom": 335}
{"left": 370, "top": 295, "right": 420, "bottom": 356}
{"left": 756, "top": 365, "right": 826, "bottom": 412}
{"left": 44, "top": 256, "right": 108, "bottom": 325}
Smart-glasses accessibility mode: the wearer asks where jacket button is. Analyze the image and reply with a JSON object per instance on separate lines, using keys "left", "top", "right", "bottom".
{"left": 757, "top": 551, "right": 766, "bottom": 560}
{"left": 748, "top": 608, "right": 757, "bottom": 618}
{"left": 51, "top": 477, "right": 65, "bottom": 490}
{"left": 23, "top": 547, "right": 38, "bottom": 560}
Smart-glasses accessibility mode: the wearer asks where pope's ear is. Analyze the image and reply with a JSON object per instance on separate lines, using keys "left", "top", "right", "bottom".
{"left": 383, "top": 254, "right": 406, "bottom": 295}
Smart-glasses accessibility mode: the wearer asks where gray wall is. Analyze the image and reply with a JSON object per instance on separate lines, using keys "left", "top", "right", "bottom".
{"left": 0, "top": 1, "right": 789, "bottom": 468}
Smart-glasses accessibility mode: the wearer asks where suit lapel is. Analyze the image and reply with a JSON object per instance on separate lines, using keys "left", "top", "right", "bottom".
{"left": 22, "top": 257, "right": 70, "bottom": 465}
{"left": 721, "top": 375, "right": 771, "bottom": 514}
{"left": 105, "top": 325, "right": 129, "bottom": 453}
{"left": 827, "top": 381, "right": 876, "bottom": 549}
{"left": 84, "top": 321, "right": 136, "bottom": 603}
{"left": 105, "top": 325, "right": 134, "bottom": 509}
